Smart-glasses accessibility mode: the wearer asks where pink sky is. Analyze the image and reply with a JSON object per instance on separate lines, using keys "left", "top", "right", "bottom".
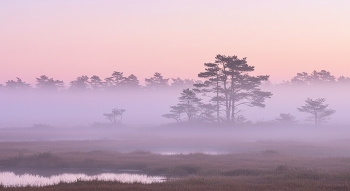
{"left": 1, "top": 0, "right": 349, "bottom": 85}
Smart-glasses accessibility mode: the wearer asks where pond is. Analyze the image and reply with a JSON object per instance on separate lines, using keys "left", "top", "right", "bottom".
{"left": 158, "top": 151, "right": 227, "bottom": 155}
{"left": 0, "top": 168, "right": 166, "bottom": 187}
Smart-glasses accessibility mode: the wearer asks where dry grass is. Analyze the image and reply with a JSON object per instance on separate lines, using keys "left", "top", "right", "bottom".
{"left": 1, "top": 140, "right": 350, "bottom": 190}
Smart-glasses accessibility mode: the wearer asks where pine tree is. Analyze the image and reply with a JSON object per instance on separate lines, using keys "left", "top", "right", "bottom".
{"left": 89, "top": 75, "right": 104, "bottom": 91}
{"left": 195, "top": 63, "right": 222, "bottom": 123}
{"left": 145, "top": 72, "right": 169, "bottom": 89}
{"left": 121, "top": 74, "right": 140, "bottom": 88}
{"left": 162, "top": 89, "right": 202, "bottom": 123}
{"left": 275, "top": 113, "right": 298, "bottom": 124}
{"left": 297, "top": 98, "right": 335, "bottom": 125}
{"left": 69, "top": 75, "right": 90, "bottom": 91}
{"left": 6, "top": 78, "right": 31, "bottom": 91}
{"left": 103, "top": 108, "right": 126, "bottom": 124}
{"left": 178, "top": 89, "right": 202, "bottom": 122}
{"left": 36, "top": 75, "right": 64, "bottom": 91}
{"left": 162, "top": 105, "right": 184, "bottom": 123}
{"left": 104, "top": 71, "right": 125, "bottom": 90}
{"left": 290, "top": 70, "right": 336, "bottom": 85}
{"left": 171, "top": 78, "right": 194, "bottom": 88}
{"left": 196, "top": 54, "right": 272, "bottom": 124}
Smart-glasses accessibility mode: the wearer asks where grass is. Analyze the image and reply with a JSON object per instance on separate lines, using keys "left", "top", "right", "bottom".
{"left": 2, "top": 152, "right": 63, "bottom": 168}
{"left": 1, "top": 140, "right": 350, "bottom": 190}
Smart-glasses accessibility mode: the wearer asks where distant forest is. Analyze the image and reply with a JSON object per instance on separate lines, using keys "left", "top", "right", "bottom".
{"left": 0, "top": 67, "right": 349, "bottom": 92}
{"left": 0, "top": 72, "right": 195, "bottom": 92}
{"left": 1, "top": 55, "right": 345, "bottom": 126}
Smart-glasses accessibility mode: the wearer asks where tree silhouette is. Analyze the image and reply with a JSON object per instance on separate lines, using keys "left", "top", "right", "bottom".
{"left": 145, "top": 72, "right": 169, "bottom": 89}
{"left": 309, "top": 70, "right": 336, "bottom": 84}
{"left": 104, "top": 71, "right": 125, "bottom": 90}
{"left": 121, "top": 74, "right": 140, "bottom": 88}
{"left": 36, "top": 75, "right": 65, "bottom": 91}
{"left": 171, "top": 78, "right": 194, "bottom": 88}
{"left": 162, "top": 105, "right": 184, "bottom": 123}
{"left": 195, "top": 62, "right": 222, "bottom": 123}
{"left": 297, "top": 98, "right": 335, "bottom": 125}
{"left": 111, "top": 71, "right": 125, "bottom": 87}
{"left": 235, "top": 115, "right": 251, "bottom": 124}
{"left": 290, "top": 70, "right": 336, "bottom": 85}
{"left": 162, "top": 89, "right": 202, "bottom": 123}
{"left": 69, "top": 75, "right": 90, "bottom": 91}
{"left": 291, "top": 72, "right": 310, "bottom": 85}
{"left": 89, "top": 75, "right": 104, "bottom": 91}
{"left": 275, "top": 113, "right": 298, "bottom": 124}
{"left": 197, "top": 103, "right": 216, "bottom": 123}
{"left": 178, "top": 89, "right": 202, "bottom": 122}
{"left": 104, "top": 76, "right": 115, "bottom": 90}
{"left": 337, "top": 76, "right": 350, "bottom": 84}
{"left": 103, "top": 108, "right": 126, "bottom": 124}
{"left": 196, "top": 55, "right": 272, "bottom": 124}
{"left": 5, "top": 78, "right": 31, "bottom": 91}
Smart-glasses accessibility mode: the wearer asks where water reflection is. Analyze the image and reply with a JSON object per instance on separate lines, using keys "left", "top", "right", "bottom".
{"left": 158, "top": 151, "right": 227, "bottom": 155}
{"left": 0, "top": 172, "right": 166, "bottom": 187}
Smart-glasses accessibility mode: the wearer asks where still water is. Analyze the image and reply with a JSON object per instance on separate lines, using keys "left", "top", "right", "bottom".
{"left": 0, "top": 170, "right": 166, "bottom": 187}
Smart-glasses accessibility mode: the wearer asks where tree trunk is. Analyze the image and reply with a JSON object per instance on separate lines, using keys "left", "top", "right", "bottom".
{"left": 229, "top": 75, "right": 235, "bottom": 123}
{"left": 314, "top": 110, "right": 318, "bottom": 126}
{"left": 216, "top": 77, "right": 220, "bottom": 124}
{"left": 315, "top": 113, "right": 318, "bottom": 126}
{"left": 231, "top": 103, "right": 235, "bottom": 124}
{"left": 223, "top": 80, "right": 230, "bottom": 122}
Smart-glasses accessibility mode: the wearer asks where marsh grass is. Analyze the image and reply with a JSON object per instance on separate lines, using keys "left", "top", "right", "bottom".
{"left": 1, "top": 152, "right": 64, "bottom": 168}
{"left": 1, "top": 140, "right": 350, "bottom": 190}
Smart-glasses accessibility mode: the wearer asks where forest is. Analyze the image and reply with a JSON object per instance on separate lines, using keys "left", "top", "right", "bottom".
{"left": 0, "top": 54, "right": 346, "bottom": 127}
{"left": 2, "top": 0, "right": 350, "bottom": 190}
{"left": 1, "top": 55, "right": 350, "bottom": 191}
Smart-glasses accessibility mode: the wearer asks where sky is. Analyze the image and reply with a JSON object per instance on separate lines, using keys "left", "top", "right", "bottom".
{"left": 1, "top": 0, "right": 350, "bottom": 85}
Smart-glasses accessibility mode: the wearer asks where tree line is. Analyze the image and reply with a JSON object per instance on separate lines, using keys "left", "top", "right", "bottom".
{"left": 0, "top": 73, "right": 196, "bottom": 92}
{"left": 162, "top": 55, "right": 336, "bottom": 126}
{"left": 279, "top": 70, "right": 350, "bottom": 86}
{"left": 1, "top": 54, "right": 338, "bottom": 126}
{"left": 1, "top": 68, "right": 350, "bottom": 92}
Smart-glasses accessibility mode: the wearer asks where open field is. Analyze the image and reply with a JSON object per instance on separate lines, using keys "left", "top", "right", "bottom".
{"left": 1, "top": 125, "right": 350, "bottom": 155}
{"left": 1, "top": 140, "right": 350, "bottom": 190}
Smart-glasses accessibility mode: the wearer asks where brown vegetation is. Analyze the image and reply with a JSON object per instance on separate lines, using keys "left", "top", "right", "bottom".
{"left": 1, "top": 140, "right": 350, "bottom": 190}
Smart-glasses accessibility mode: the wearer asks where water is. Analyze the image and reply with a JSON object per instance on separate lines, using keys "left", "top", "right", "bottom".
{"left": 0, "top": 171, "right": 166, "bottom": 187}
{"left": 158, "top": 151, "right": 227, "bottom": 155}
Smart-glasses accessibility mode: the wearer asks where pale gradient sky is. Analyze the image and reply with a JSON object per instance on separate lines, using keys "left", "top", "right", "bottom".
{"left": 1, "top": 0, "right": 350, "bottom": 84}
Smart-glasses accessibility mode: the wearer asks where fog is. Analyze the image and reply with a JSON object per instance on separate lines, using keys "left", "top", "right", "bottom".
{"left": 0, "top": 84, "right": 349, "bottom": 126}
{"left": 2, "top": 1, "right": 350, "bottom": 188}
{"left": 1, "top": 83, "right": 350, "bottom": 146}
{"left": 2, "top": 81, "right": 350, "bottom": 189}
{"left": 246, "top": 84, "right": 350, "bottom": 124}
{"left": 0, "top": 89, "right": 180, "bottom": 127}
